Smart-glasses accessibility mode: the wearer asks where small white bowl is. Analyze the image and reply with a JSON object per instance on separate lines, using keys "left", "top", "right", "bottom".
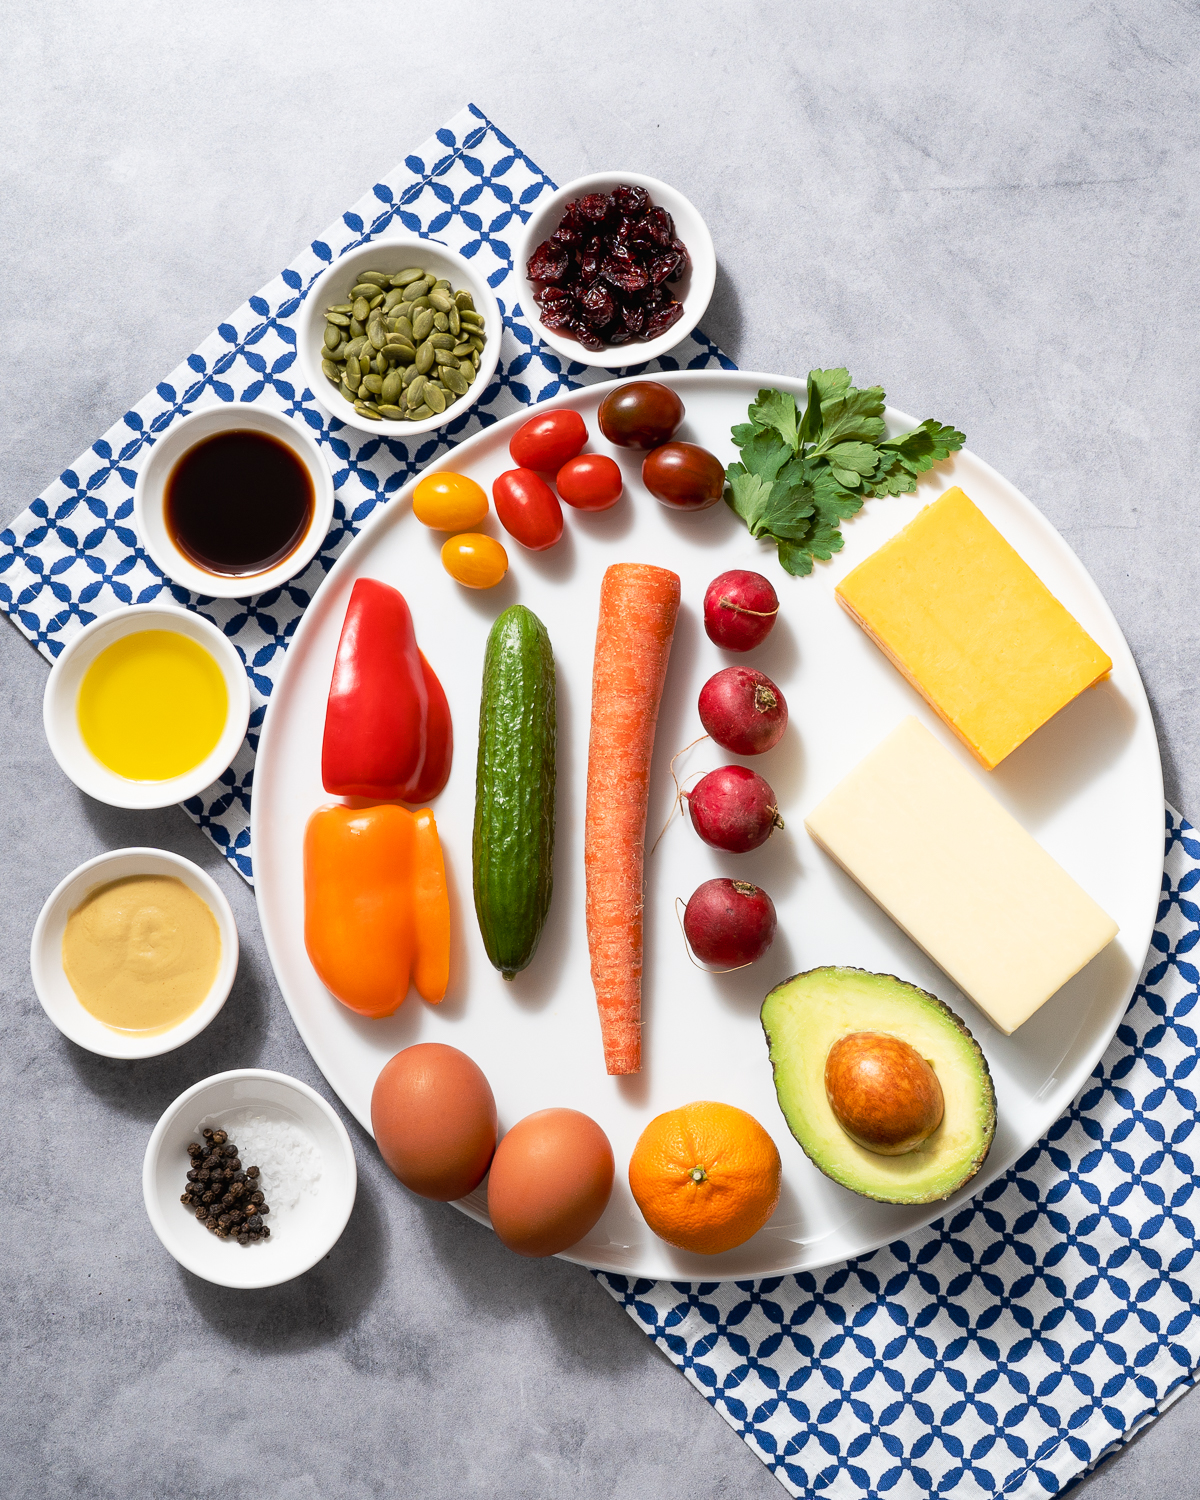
{"left": 511, "top": 171, "right": 716, "bottom": 371}
{"left": 295, "top": 236, "right": 503, "bottom": 440}
{"left": 30, "top": 847, "right": 239, "bottom": 1059}
{"left": 133, "top": 403, "right": 334, "bottom": 599}
{"left": 143, "top": 1069, "right": 357, "bottom": 1289}
{"left": 43, "top": 602, "right": 251, "bottom": 810}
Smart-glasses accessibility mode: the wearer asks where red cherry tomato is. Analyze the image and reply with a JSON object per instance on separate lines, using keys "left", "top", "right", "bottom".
{"left": 556, "top": 454, "right": 623, "bottom": 512}
{"left": 492, "top": 468, "right": 564, "bottom": 551}
{"left": 509, "top": 410, "right": 588, "bottom": 471}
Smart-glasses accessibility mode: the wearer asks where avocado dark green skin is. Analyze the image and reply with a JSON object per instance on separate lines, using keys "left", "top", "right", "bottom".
{"left": 473, "top": 605, "right": 557, "bottom": 979}
{"left": 760, "top": 965, "right": 997, "bottom": 1205}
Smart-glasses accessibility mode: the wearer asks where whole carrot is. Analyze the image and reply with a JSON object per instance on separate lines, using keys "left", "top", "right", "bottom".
{"left": 585, "top": 562, "right": 682, "bottom": 1074}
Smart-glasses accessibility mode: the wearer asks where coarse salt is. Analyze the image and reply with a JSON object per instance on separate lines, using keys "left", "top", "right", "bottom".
{"left": 214, "top": 1109, "right": 322, "bottom": 1214}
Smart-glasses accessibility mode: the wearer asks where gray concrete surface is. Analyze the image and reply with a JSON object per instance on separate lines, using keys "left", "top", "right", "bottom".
{"left": 2, "top": 2, "right": 1198, "bottom": 1496}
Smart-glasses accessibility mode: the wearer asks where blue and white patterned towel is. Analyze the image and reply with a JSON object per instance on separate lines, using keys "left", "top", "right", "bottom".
{"left": 3, "top": 105, "right": 1190, "bottom": 1500}
{"left": 0, "top": 103, "right": 731, "bottom": 882}
{"left": 600, "top": 813, "right": 1200, "bottom": 1499}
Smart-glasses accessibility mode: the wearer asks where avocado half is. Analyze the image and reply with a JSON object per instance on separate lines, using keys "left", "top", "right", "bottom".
{"left": 761, "top": 967, "right": 996, "bottom": 1205}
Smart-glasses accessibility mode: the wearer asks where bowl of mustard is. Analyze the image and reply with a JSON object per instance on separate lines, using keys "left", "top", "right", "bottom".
{"left": 30, "top": 847, "right": 239, "bottom": 1058}
{"left": 42, "top": 603, "right": 251, "bottom": 810}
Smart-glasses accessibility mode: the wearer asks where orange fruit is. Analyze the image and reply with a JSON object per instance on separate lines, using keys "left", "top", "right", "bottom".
{"left": 628, "top": 1100, "right": 782, "bottom": 1255}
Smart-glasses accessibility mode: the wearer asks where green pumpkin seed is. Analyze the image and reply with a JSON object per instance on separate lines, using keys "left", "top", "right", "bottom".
{"left": 409, "top": 403, "right": 434, "bottom": 421}
{"left": 406, "top": 375, "right": 428, "bottom": 408}
{"left": 468, "top": 334, "right": 485, "bottom": 352}
{"left": 339, "top": 377, "right": 356, "bottom": 400}
{"left": 382, "top": 288, "right": 405, "bottom": 310}
{"left": 391, "top": 267, "right": 426, "bottom": 287}
{"left": 402, "top": 279, "right": 432, "bottom": 302}
{"left": 412, "top": 308, "right": 435, "bottom": 342}
{"left": 434, "top": 347, "right": 458, "bottom": 367}
{"left": 432, "top": 311, "right": 448, "bottom": 333}
{"left": 345, "top": 354, "right": 362, "bottom": 386}
{"left": 323, "top": 325, "right": 342, "bottom": 351}
{"left": 352, "top": 297, "right": 370, "bottom": 321}
{"left": 325, "top": 341, "right": 348, "bottom": 361}
{"left": 430, "top": 333, "right": 456, "bottom": 350}
{"left": 449, "top": 306, "right": 461, "bottom": 336}
{"left": 325, "top": 311, "right": 351, "bottom": 328}
{"left": 377, "top": 404, "right": 406, "bottom": 420}
{"left": 460, "top": 309, "right": 484, "bottom": 327}
{"left": 361, "top": 374, "right": 384, "bottom": 395}
{"left": 402, "top": 363, "right": 421, "bottom": 388}
{"left": 387, "top": 343, "right": 416, "bottom": 367}
{"left": 428, "top": 290, "right": 454, "bottom": 314}
{"left": 432, "top": 278, "right": 451, "bottom": 291}
{"left": 460, "top": 359, "right": 476, "bottom": 384}
{"left": 414, "top": 341, "right": 435, "bottom": 374}
{"left": 350, "top": 317, "right": 365, "bottom": 338}
{"left": 368, "top": 322, "right": 387, "bottom": 351}
{"left": 321, "top": 358, "right": 340, "bottom": 381}
{"left": 381, "top": 369, "right": 403, "bottom": 404}
{"left": 454, "top": 290, "right": 475, "bottom": 311}
{"left": 471, "top": 350, "right": 480, "bottom": 367}
{"left": 405, "top": 294, "right": 432, "bottom": 313}
{"left": 441, "top": 366, "right": 469, "bottom": 396}
{"left": 393, "top": 315, "right": 415, "bottom": 344}
{"left": 453, "top": 340, "right": 472, "bottom": 357}
{"left": 359, "top": 271, "right": 391, "bottom": 288}
{"left": 342, "top": 336, "right": 365, "bottom": 359}
{"left": 350, "top": 283, "right": 380, "bottom": 300}
{"left": 354, "top": 401, "right": 383, "bottom": 421}
{"left": 327, "top": 303, "right": 354, "bottom": 315}
{"left": 423, "top": 383, "right": 447, "bottom": 414}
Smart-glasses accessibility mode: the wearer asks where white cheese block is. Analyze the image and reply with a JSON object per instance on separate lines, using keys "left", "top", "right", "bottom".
{"left": 804, "top": 717, "right": 1118, "bottom": 1034}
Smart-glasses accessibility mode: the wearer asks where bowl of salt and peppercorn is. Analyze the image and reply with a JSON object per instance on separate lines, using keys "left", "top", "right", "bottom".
{"left": 143, "top": 1070, "right": 357, "bottom": 1290}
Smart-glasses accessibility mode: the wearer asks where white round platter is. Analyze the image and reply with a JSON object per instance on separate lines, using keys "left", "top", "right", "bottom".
{"left": 252, "top": 369, "right": 1164, "bottom": 1280}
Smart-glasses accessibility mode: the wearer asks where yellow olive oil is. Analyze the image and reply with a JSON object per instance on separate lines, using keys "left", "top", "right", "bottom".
{"left": 77, "top": 630, "right": 228, "bottom": 781}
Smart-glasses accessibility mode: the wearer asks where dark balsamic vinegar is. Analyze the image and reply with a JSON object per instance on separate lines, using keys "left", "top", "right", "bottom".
{"left": 165, "top": 430, "right": 314, "bottom": 577}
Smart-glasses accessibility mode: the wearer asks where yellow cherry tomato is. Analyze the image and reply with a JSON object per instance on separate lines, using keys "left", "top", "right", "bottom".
{"left": 413, "top": 472, "right": 489, "bottom": 531}
{"left": 441, "top": 533, "right": 509, "bottom": 589}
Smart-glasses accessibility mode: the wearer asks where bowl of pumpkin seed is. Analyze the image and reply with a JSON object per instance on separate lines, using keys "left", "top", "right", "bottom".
{"left": 297, "top": 237, "right": 502, "bottom": 438}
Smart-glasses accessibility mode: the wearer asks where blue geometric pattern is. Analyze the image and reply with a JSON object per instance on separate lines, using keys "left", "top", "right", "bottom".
{"left": 599, "top": 808, "right": 1200, "bottom": 1499}
{"left": 0, "top": 104, "right": 733, "bottom": 882}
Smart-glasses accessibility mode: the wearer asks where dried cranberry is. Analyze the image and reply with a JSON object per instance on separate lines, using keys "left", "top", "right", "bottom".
{"left": 578, "top": 251, "right": 600, "bottom": 285}
{"left": 643, "top": 207, "right": 672, "bottom": 248}
{"left": 580, "top": 283, "right": 616, "bottom": 328}
{"left": 541, "top": 305, "right": 576, "bottom": 333}
{"left": 539, "top": 285, "right": 573, "bottom": 308}
{"left": 527, "top": 240, "right": 569, "bottom": 284}
{"left": 671, "top": 238, "right": 691, "bottom": 277}
{"left": 650, "top": 252, "right": 681, "bottom": 286}
{"left": 576, "top": 326, "right": 608, "bottom": 351}
{"left": 622, "top": 301, "right": 646, "bottom": 337}
{"left": 601, "top": 255, "right": 649, "bottom": 294}
{"left": 578, "top": 193, "right": 612, "bottom": 224}
{"left": 645, "top": 301, "right": 685, "bottom": 339}
{"left": 612, "top": 184, "right": 650, "bottom": 218}
{"left": 608, "top": 326, "right": 635, "bottom": 345}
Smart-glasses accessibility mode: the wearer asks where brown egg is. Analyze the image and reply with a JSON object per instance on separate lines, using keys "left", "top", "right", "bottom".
{"left": 371, "top": 1043, "right": 497, "bottom": 1200}
{"left": 824, "top": 1030, "right": 945, "bottom": 1156}
{"left": 486, "top": 1108, "right": 615, "bottom": 1258}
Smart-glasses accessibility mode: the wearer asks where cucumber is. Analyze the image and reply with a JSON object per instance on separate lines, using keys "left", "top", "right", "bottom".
{"left": 473, "top": 605, "right": 556, "bottom": 978}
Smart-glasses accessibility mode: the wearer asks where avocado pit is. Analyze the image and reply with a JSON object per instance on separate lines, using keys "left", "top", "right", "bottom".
{"left": 824, "top": 1030, "right": 944, "bottom": 1156}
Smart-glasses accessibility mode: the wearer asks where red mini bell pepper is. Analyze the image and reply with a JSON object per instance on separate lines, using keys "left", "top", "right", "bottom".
{"left": 321, "top": 578, "right": 453, "bottom": 801}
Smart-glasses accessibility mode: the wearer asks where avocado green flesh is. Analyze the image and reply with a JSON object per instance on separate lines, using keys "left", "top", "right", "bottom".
{"left": 761, "top": 966, "right": 996, "bottom": 1205}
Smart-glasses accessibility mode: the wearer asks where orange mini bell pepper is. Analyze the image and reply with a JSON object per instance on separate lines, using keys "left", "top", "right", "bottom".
{"left": 304, "top": 803, "right": 450, "bottom": 1016}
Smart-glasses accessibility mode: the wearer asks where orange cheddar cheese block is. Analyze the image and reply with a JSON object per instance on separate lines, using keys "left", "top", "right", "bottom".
{"left": 836, "top": 488, "right": 1112, "bottom": 770}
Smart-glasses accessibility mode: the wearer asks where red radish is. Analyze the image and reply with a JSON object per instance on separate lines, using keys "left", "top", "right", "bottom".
{"left": 698, "top": 667, "right": 788, "bottom": 755}
{"left": 683, "top": 879, "right": 777, "bottom": 967}
{"left": 685, "top": 765, "right": 784, "bottom": 853}
{"left": 704, "top": 570, "right": 779, "bottom": 652}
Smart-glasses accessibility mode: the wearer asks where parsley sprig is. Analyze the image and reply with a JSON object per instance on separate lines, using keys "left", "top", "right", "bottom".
{"left": 725, "top": 369, "right": 964, "bottom": 576}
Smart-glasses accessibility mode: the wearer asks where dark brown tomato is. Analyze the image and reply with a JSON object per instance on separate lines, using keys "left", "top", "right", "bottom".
{"left": 642, "top": 442, "right": 725, "bottom": 511}
{"left": 597, "top": 381, "right": 684, "bottom": 450}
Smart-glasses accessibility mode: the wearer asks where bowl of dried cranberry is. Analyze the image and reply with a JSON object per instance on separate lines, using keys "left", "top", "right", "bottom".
{"left": 515, "top": 172, "right": 716, "bottom": 370}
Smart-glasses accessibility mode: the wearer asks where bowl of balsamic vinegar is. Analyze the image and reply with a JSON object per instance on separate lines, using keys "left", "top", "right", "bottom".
{"left": 134, "top": 405, "right": 334, "bottom": 599}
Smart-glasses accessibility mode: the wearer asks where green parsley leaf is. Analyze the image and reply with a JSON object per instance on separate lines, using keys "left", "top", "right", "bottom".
{"left": 724, "top": 372, "right": 964, "bottom": 578}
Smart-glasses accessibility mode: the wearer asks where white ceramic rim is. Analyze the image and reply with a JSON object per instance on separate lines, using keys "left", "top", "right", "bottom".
{"left": 141, "top": 1068, "right": 358, "bottom": 1288}
{"left": 295, "top": 236, "right": 503, "bottom": 440}
{"left": 132, "top": 403, "right": 335, "bottom": 598}
{"left": 511, "top": 170, "right": 717, "bottom": 370}
{"left": 42, "top": 601, "right": 251, "bottom": 809}
{"left": 29, "top": 846, "right": 240, "bottom": 1059}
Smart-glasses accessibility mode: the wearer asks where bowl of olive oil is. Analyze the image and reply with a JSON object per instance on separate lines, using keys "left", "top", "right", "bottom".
{"left": 43, "top": 603, "right": 251, "bottom": 809}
